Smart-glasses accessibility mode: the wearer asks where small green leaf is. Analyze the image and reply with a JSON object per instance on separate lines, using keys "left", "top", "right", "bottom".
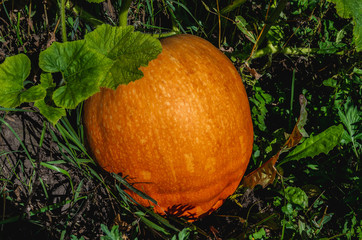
{"left": 20, "top": 85, "right": 46, "bottom": 102}
{"left": 251, "top": 228, "right": 266, "bottom": 239}
{"left": 100, "top": 224, "right": 122, "bottom": 240}
{"left": 338, "top": 99, "right": 361, "bottom": 157}
{"left": 0, "top": 54, "right": 46, "bottom": 108}
{"left": 268, "top": 25, "right": 285, "bottom": 46}
{"left": 34, "top": 100, "right": 66, "bottom": 125}
{"left": 39, "top": 40, "right": 113, "bottom": 109}
{"left": 33, "top": 73, "right": 65, "bottom": 125}
{"left": 39, "top": 72, "right": 56, "bottom": 89}
{"left": 175, "top": 228, "right": 191, "bottom": 240}
{"left": 323, "top": 78, "right": 338, "bottom": 87}
{"left": 353, "top": 67, "right": 362, "bottom": 75}
{"left": 100, "top": 224, "right": 111, "bottom": 237}
{"left": 336, "top": 28, "right": 347, "bottom": 43}
{"left": 281, "top": 203, "right": 294, "bottom": 215}
{"left": 338, "top": 102, "right": 360, "bottom": 139}
{"left": 249, "top": 85, "right": 273, "bottom": 131}
{"left": 327, "top": 0, "right": 362, "bottom": 51}
{"left": 285, "top": 186, "right": 308, "bottom": 209}
{"left": 85, "top": 25, "right": 162, "bottom": 89}
{"left": 281, "top": 124, "right": 344, "bottom": 163}
{"left": 235, "top": 16, "right": 256, "bottom": 43}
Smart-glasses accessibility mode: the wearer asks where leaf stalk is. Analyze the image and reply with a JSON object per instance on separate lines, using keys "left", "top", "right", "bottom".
{"left": 119, "top": 0, "right": 133, "bottom": 27}
{"left": 60, "top": 0, "right": 67, "bottom": 42}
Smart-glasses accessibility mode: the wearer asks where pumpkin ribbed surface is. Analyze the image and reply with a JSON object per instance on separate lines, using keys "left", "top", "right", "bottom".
{"left": 83, "top": 34, "right": 253, "bottom": 220}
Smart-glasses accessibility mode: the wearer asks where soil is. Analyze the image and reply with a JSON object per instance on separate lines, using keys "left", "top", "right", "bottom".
{"left": 0, "top": 109, "right": 117, "bottom": 239}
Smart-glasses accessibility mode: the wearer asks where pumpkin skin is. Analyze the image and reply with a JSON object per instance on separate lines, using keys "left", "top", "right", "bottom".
{"left": 83, "top": 34, "right": 253, "bottom": 220}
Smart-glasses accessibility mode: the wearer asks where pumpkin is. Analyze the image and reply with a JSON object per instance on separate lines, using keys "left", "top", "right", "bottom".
{"left": 83, "top": 34, "right": 253, "bottom": 220}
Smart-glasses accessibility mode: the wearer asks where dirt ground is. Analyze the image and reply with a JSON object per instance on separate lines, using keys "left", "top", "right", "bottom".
{"left": 0, "top": 110, "right": 117, "bottom": 239}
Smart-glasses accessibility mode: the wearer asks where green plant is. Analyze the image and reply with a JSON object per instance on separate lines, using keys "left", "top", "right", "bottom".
{"left": 249, "top": 84, "right": 273, "bottom": 132}
{"left": 249, "top": 227, "right": 267, "bottom": 240}
{"left": 171, "top": 228, "right": 192, "bottom": 240}
{"left": 338, "top": 98, "right": 361, "bottom": 158}
{"left": 100, "top": 224, "right": 123, "bottom": 240}
{"left": 327, "top": 0, "right": 362, "bottom": 51}
{"left": 342, "top": 213, "right": 362, "bottom": 240}
{"left": 0, "top": 24, "right": 161, "bottom": 124}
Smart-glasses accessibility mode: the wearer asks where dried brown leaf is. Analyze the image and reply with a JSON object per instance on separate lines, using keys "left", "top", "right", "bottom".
{"left": 244, "top": 63, "right": 262, "bottom": 80}
{"left": 282, "top": 94, "right": 308, "bottom": 150}
{"left": 242, "top": 152, "right": 280, "bottom": 189}
{"left": 241, "top": 94, "right": 308, "bottom": 189}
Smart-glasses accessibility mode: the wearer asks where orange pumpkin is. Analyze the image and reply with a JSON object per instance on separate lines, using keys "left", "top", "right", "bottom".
{"left": 83, "top": 34, "right": 253, "bottom": 220}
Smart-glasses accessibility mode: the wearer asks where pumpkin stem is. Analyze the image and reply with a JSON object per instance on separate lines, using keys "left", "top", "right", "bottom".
{"left": 59, "top": 0, "right": 67, "bottom": 42}
{"left": 119, "top": 0, "right": 133, "bottom": 27}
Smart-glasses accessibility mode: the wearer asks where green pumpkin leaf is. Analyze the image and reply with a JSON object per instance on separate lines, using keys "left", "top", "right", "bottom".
{"left": 20, "top": 85, "right": 47, "bottom": 103}
{"left": 281, "top": 124, "right": 344, "bottom": 164}
{"left": 84, "top": 24, "right": 162, "bottom": 89}
{"left": 39, "top": 40, "right": 113, "bottom": 109}
{"left": 0, "top": 54, "right": 46, "bottom": 108}
{"left": 34, "top": 100, "right": 66, "bottom": 125}
{"left": 39, "top": 72, "right": 56, "bottom": 89}
{"left": 327, "top": 0, "right": 362, "bottom": 51}
{"left": 33, "top": 73, "right": 66, "bottom": 125}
